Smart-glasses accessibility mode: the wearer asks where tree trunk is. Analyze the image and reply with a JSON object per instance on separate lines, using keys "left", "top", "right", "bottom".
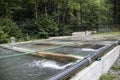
{"left": 113, "top": 0, "right": 117, "bottom": 28}
{"left": 57, "top": 9, "right": 60, "bottom": 25}
{"left": 62, "top": 0, "right": 69, "bottom": 25}
{"left": 35, "top": 0, "right": 38, "bottom": 19}
{"left": 80, "top": 0, "right": 83, "bottom": 27}
{"left": 7, "top": 0, "right": 11, "bottom": 18}
{"left": 45, "top": 4, "right": 48, "bottom": 17}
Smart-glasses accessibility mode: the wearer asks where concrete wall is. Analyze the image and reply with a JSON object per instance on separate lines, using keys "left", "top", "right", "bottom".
{"left": 70, "top": 45, "right": 120, "bottom": 80}
{"left": 72, "top": 31, "right": 92, "bottom": 37}
{"left": 49, "top": 36, "right": 75, "bottom": 40}
{"left": 49, "top": 31, "right": 92, "bottom": 40}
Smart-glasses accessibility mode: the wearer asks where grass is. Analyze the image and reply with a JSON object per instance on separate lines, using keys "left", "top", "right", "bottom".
{"left": 99, "top": 74, "right": 115, "bottom": 80}
{"left": 111, "top": 65, "right": 120, "bottom": 71}
{"left": 93, "top": 31, "right": 120, "bottom": 35}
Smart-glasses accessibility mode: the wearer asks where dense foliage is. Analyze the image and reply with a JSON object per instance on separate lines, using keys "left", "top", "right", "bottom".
{"left": 0, "top": 18, "right": 23, "bottom": 43}
{"left": 0, "top": 0, "right": 119, "bottom": 43}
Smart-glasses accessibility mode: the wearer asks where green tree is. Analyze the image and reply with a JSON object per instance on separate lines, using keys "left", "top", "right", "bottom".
{"left": 35, "top": 15, "right": 59, "bottom": 38}
{"left": 81, "top": 0, "right": 112, "bottom": 30}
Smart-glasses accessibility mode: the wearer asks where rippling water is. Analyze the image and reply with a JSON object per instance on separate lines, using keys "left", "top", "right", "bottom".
{"left": 0, "top": 48, "right": 73, "bottom": 80}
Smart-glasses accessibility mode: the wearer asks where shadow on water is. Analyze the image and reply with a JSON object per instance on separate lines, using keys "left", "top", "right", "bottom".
{"left": 46, "top": 44, "right": 106, "bottom": 57}
{"left": 13, "top": 42, "right": 59, "bottom": 51}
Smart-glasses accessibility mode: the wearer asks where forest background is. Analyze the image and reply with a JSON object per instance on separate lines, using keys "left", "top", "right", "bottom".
{"left": 0, "top": 0, "right": 119, "bottom": 43}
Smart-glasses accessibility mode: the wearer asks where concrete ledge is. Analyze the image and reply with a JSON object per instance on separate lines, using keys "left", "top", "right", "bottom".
{"left": 49, "top": 36, "right": 83, "bottom": 40}
{"left": 70, "top": 45, "right": 120, "bottom": 80}
{"left": 72, "top": 31, "right": 92, "bottom": 37}
{"left": 49, "top": 31, "right": 92, "bottom": 40}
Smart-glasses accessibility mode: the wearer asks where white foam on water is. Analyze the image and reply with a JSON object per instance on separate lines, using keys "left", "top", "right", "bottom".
{"left": 28, "top": 59, "right": 73, "bottom": 70}
{"left": 81, "top": 48, "right": 98, "bottom": 51}
{"left": 42, "top": 61, "right": 73, "bottom": 69}
{"left": 81, "top": 45, "right": 108, "bottom": 52}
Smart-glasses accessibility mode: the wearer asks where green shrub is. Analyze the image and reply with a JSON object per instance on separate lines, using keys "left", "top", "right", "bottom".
{"left": 111, "top": 66, "right": 120, "bottom": 71}
{"left": 0, "top": 18, "right": 23, "bottom": 43}
{"left": 58, "top": 24, "right": 72, "bottom": 36}
{"left": 0, "top": 27, "right": 9, "bottom": 43}
{"left": 18, "top": 19, "right": 38, "bottom": 40}
{"left": 35, "top": 15, "right": 59, "bottom": 38}
{"left": 99, "top": 74, "right": 115, "bottom": 80}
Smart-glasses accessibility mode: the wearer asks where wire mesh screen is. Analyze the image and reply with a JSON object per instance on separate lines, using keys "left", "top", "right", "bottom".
{"left": 0, "top": 40, "right": 112, "bottom": 80}
{"left": 0, "top": 47, "right": 21, "bottom": 56}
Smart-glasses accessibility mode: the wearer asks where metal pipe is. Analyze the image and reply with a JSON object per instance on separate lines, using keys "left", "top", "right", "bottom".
{"left": 89, "top": 43, "right": 117, "bottom": 62}
{"left": 49, "top": 59, "right": 89, "bottom": 80}
{"left": 117, "top": 40, "right": 120, "bottom": 45}
{"left": 48, "top": 41, "right": 118, "bottom": 80}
